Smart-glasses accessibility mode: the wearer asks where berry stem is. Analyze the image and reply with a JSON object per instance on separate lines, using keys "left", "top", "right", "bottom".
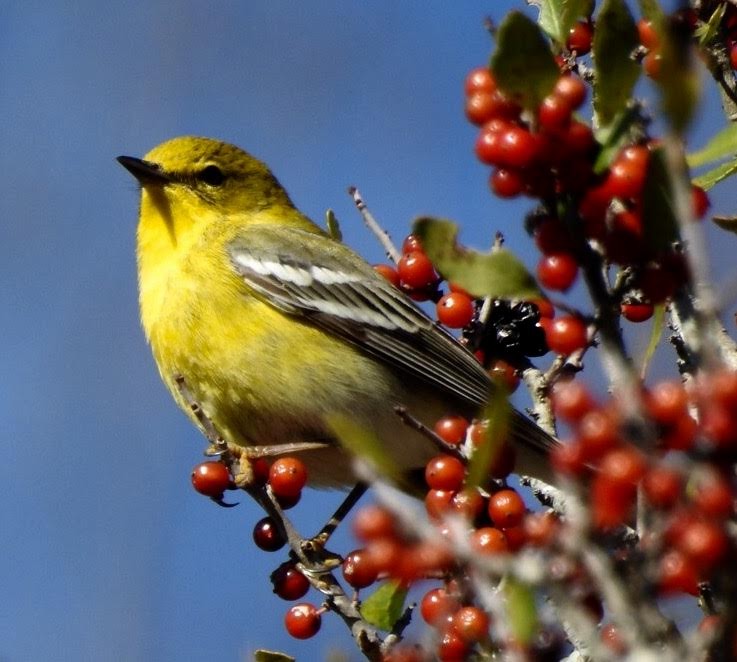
{"left": 348, "top": 186, "right": 401, "bottom": 263}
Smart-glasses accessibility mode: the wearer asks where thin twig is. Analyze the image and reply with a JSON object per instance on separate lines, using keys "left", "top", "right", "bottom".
{"left": 348, "top": 186, "right": 401, "bottom": 263}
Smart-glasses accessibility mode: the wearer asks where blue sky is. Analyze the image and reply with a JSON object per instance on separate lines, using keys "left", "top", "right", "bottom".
{"left": 1, "top": 2, "right": 733, "bottom": 660}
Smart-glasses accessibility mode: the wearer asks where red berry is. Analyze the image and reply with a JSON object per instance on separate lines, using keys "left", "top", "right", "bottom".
{"left": 533, "top": 216, "right": 573, "bottom": 255}
{"left": 578, "top": 409, "right": 619, "bottom": 459}
{"left": 425, "top": 488, "right": 455, "bottom": 519}
{"left": 402, "top": 234, "right": 423, "bottom": 253}
{"left": 470, "top": 527, "right": 509, "bottom": 554}
{"left": 678, "top": 519, "right": 729, "bottom": 571}
{"left": 420, "top": 587, "right": 459, "bottom": 626}
{"left": 488, "top": 359, "right": 520, "bottom": 393}
{"left": 537, "top": 253, "right": 579, "bottom": 291}
{"left": 490, "top": 167, "right": 525, "bottom": 198}
{"left": 642, "top": 466, "right": 682, "bottom": 509}
{"left": 272, "top": 562, "right": 310, "bottom": 600}
{"left": 342, "top": 548, "right": 379, "bottom": 589}
{"left": 438, "top": 628, "right": 471, "bottom": 661}
{"left": 365, "top": 537, "right": 402, "bottom": 575}
{"left": 398, "top": 251, "right": 437, "bottom": 289}
{"left": 591, "top": 474, "right": 637, "bottom": 529}
{"left": 353, "top": 504, "right": 396, "bottom": 542}
{"left": 544, "top": 315, "right": 588, "bottom": 355}
{"left": 621, "top": 302, "right": 653, "bottom": 322}
{"left": 538, "top": 94, "right": 572, "bottom": 131}
{"left": 646, "top": 380, "right": 688, "bottom": 424}
{"left": 436, "top": 292, "right": 474, "bottom": 328}
{"left": 249, "top": 457, "right": 271, "bottom": 485}
{"left": 425, "top": 454, "right": 466, "bottom": 491}
{"left": 553, "top": 75, "right": 587, "bottom": 109}
{"left": 692, "top": 185, "right": 710, "bottom": 219}
{"left": 643, "top": 52, "right": 661, "bottom": 79}
{"left": 692, "top": 471, "right": 733, "bottom": 520}
{"left": 451, "top": 606, "right": 490, "bottom": 643}
{"left": 730, "top": 43, "right": 737, "bottom": 70}
{"left": 466, "top": 91, "right": 520, "bottom": 125}
{"left": 497, "top": 126, "right": 542, "bottom": 168}
{"left": 284, "top": 603, "right": 321, "bottom": 639}
{"left": 606, "top": 156, "right": 647, "bottom": 200}
{"left": 253, "top": 516, "right": 286, "bottom": 552}
{"left": 550, "top": 440, "right": 588, "bottom": 476}
{"left": 552, "top": 380, "right": 595, "bottom": 421}
{"left": 451, "top": 488, "right": 486, "bottom": 520}
{"left": 659, "top": 549, "right": 699, "bottom": 595}
{"left": 599, "top": 446, "right": 646, "bottom": 484}
{"left": 488, "top": 489, "right": 526, "bottom": 528}
{"left": 637, "top": 18, "right": 658, "bottom": 49}
{"left": 191, "top": 461, "right": 231, "bottom": 497}
{"left": 601, "top": 623, "right": 627, "bottom": 654}
{"left": 434, "top": 415, "right": 469, "bottom": 446}
{"left": 269, "top": 457, "right": 308, "bottom": 499}
{"left": 530, "top": 297, "right": 555, "bottom": 319}
{"left": 464, "top": 67, "right": 495, "bottom": 96}
{"left": 523, "top": 511, "right": 559, "bottom": 547}
{"left": 567, "top": 20, "right": 594, "bottom": 54}
{"left": 373, "top": 263, "right": 400, "bottom": 287}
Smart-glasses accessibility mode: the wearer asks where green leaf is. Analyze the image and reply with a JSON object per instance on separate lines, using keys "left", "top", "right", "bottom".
{"left": 687, "top": 124, "right": 737, "bottom": 168}
{"left": 412, "top": 217, "right": 540, "bottom": 300}
{"left": 530, "top": 0, "right": 592, "bottom": 44}
{"left": 637, "top": 0, "right": 665, "bottom": 22}
{"left": 655, "top": 17, "right": 699, "bottom": 133}
{"left": 638, "top": 303, "right": 665, "bottom": 380}
{"left": 325, "top": 209, "right": 342, "bottom": 241}
{"left": 592, "top": 0, "right": 640, "bottom": 128}
{"left": 641, "top": 146, "right": 680, "bottom": 252}
{"left": 465, "top": 383, "right": 510, "bottom": 490}
{"left": 491, "top": 12, "right": 559, "bottom": 110}
{"left": 360, "top": 581, "right": 408, "bottom": 631}
{"left": 696, "top": 3, "right": 726, "bottom": 46}
{"left": 328, "top": 415, "right": 402, "bottom": 485}
{"left": 593, "top": 104, "right": 643, "bottom": 174}
{"left": 504, "top": 577, "right": 539, "bottom": 644}
{"left": 254, "top": 651, "right": 295, "bottom": 662}
{"left": 713, "top": 215, "right": 737, "bottom": 234}
{"left": 693, "top": 158, "right": 737, "bottom": 190}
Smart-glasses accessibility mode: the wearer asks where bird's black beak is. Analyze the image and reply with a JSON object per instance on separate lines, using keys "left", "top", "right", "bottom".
{"left": 117, "top": 155, "right": 172, "bottom": 184}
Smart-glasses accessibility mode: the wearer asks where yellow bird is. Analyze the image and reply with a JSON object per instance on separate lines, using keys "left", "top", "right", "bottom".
{"left": 118, "top": 136, "right": 555, "bottom": 487}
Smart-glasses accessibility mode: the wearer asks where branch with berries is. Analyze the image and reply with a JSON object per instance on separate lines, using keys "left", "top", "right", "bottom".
{"left": 181, "top": 2, "right": 737, "bottom": 659}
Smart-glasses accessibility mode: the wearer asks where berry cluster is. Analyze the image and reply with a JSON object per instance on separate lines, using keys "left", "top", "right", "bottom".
{"left": 465, "top": 46, "right": 711, "bottom": 347}
{"left": 551, "top": 374, "right": 737, "bottom": 604}
{"left": 374, "top": 234, "right": 552, "bottom": 367}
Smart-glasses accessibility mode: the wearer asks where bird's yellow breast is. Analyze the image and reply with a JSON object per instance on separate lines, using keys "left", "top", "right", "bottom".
{"left": 136, "top": 196, "right": 396, "bottom": 452}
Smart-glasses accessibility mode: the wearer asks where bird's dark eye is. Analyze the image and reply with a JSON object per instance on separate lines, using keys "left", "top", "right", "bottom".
{"left": 197, "top": 165, "right": 226, "bottom": 186}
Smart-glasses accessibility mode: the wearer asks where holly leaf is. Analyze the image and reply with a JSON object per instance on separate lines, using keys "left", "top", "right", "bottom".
{"left": 254, "top": 651, "right": 295, "bottom": 662}
{"left": 713, "top": 215, "right": 737, "bottom": 234}
{"left": 465, "top": 381, "right": 510, "bottom": 490}
{"left": 654, "top": 13, "right": 699, "bottom": 133}
{"left": 360, "top": 581, "right": 408, "bottom": 631}
{"left": 693, "top": 158, "right": 737, "bottom": 191}
{"left": 529, "top": 0, "right": 593, "bottom": 44}
{"left": 641, "top": 146, "right": 680, "bottom": 252}
{"left": 695, "top": 3, "right": 726, "bottom": 46}
{"left": 687, "top": 124, "right": 737, "bottom": 168}
{"left": 593, "top": 104, "right": 642, "bottom": 173}
{"left": 592, "top": 0, "right": 640, "bottom": 128}
{"left": 637, "top": 0, "right": 665, "bottom": 22}
{"left": 504, "top": 577, "right": 539, "bottom": 644}
{"left": 412, "top": 217, "right": 540, "bottom": 300}
{"left": 325, "top": 208, "right": 342, "bottom": 241}
{"left": 491, "top": 11, "right": 559, "bottom": 110}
